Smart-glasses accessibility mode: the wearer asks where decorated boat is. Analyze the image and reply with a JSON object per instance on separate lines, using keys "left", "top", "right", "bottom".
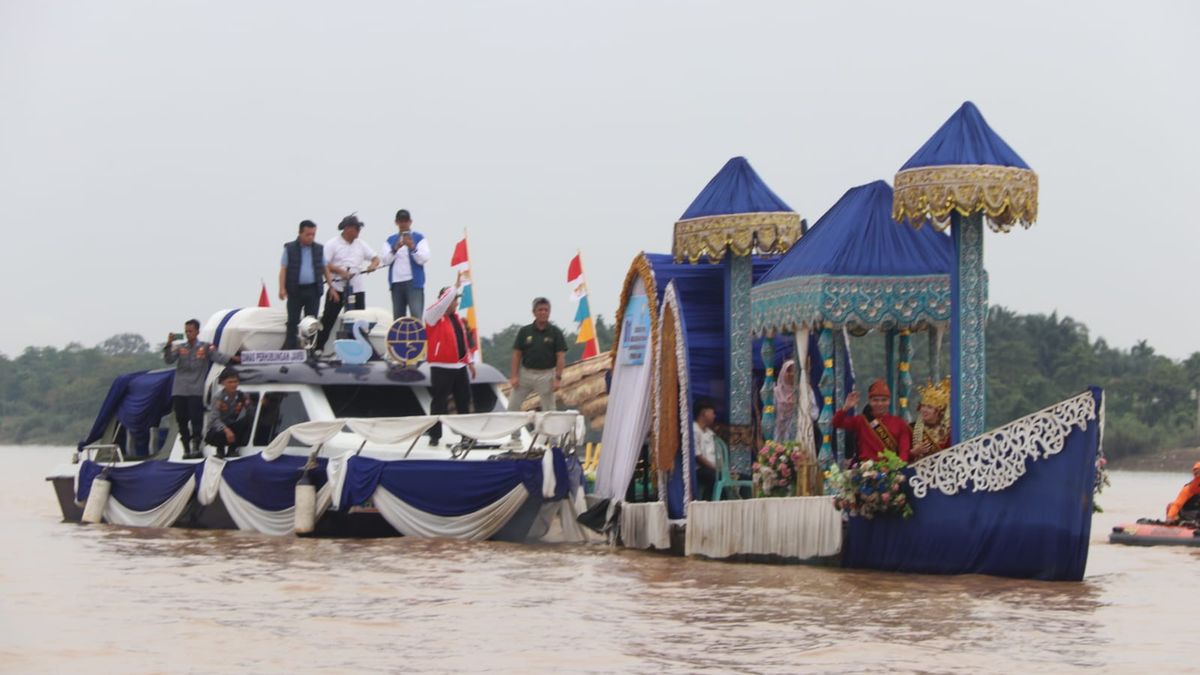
{"left": 599, "top": 103, "right": 1106, "bottom": 581}
{"left": 47, "top": 307, "right": 592, "bottom": 543}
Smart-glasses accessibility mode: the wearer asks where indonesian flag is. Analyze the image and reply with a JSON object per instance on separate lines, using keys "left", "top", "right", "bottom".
{"left": 450, "top": 234, "right": 480, "bottom": 361}
{"left": 258, "top": 280, "right": 270, "bottom": 308}
{"left": 567, "top": 253, "right": 599, "bottom": 360}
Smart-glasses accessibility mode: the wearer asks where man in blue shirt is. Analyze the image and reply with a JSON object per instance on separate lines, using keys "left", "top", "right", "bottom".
{"left": 278, "top": 220, "right": 335, "bottom": 349}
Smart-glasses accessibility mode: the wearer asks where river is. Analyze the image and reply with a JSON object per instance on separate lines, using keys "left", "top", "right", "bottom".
{"left": 1, "top": 446, "right": 1196, "bottom": 673}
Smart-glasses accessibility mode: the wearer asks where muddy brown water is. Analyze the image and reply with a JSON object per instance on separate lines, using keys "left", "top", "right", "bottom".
{"left": 2, "top": 446, "right": 1196, "bottom": 673}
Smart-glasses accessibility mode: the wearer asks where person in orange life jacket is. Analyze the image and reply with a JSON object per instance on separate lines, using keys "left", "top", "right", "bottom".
{"left": 833, "top": 378, "right": 912, "bottom": 463}
{"left": 424, "top": 276, "right": 476, "bottom": 447}
{"left": 1166, "top": 461, "right": 1200, "bottom": 523}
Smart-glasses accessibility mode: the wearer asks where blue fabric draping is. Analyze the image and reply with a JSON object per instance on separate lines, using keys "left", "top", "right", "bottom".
{"left": 77, "top": 459, "right": 197, "bottom": 511}
{"left": 679, "top": 157, "right": 795, "bottom": 219}
{"left": 641, "top": 254, "right": 788, "bottom": 425}
{"left": 340, "top": 450, "right": 566, "bottom": 517}
{"left": 899, "top": 101, "right": 1031, "bottom": 170}
{"left": 842, "top": 388, "right": 1101, "bottom": 581}
{"left": 757, "top": 182, "right": 952, "bottom": 283}
{"left": 201, "top": 455, "right": 329, "bottom": 512}
{"left": 78, "top": 369, "right": 176, "bottom": 453}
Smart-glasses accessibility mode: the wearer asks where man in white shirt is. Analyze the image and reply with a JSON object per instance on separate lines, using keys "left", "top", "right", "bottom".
{"left": 380, "top": 209, "right": 431, "bottom": 319}
{"left": 315, "top": 214, "right": 380, "bottom": 352}
{"left": 692, "top": 400, "right": 718, "bottom": 500}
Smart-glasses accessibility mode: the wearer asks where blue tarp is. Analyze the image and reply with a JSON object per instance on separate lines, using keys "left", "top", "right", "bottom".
{"left": 199, "top": 454, "right": 329, "bottom": 512}
{"left": 679, "top": 156, "right": 796, "bottom": 220}
{"left": 339, "top": 450, "right": 567, "bottom": 517}
{"left": 757, "top": 181, "right": 952, "bottom": 282}
{"left": 78, "top": 369, "right": 176, "bottom": 454}
{"left": 842, "top": 387, "right": 1101, "bottom": 581}
{"left": 899, "top": 101, "right": 1031, "bottom": 170}
{"left": 77, "top": 459, "right": 196, "bottom": 511}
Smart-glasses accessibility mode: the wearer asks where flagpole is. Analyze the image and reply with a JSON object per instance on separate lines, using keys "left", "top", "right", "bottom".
{"left": 464, "top": 228, "right": 481, "bottom": 363}
{"left": 577, "top": 249, "right": 600, "bottom": 358}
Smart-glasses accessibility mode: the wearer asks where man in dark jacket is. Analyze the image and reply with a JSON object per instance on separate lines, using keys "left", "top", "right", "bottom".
{"left": 204, "top": 368, "right": 253, "bottom": 459}
{"left": 278, "top": 220, "right": 336, "bottom": 349}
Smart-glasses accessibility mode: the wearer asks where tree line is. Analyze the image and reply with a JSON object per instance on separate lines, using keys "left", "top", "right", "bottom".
{"left": 2, "top": 309, "right": 1196, "bottom": 461}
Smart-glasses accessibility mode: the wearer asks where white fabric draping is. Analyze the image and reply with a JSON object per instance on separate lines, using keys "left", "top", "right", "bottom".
{"left": 370, "top": 484, "right": 528, "bottom": 540}
{"left": 262, "top": 421, "right": 346, "bottom": 460}
{"left": 197, "top": 456, "right": 226, "bottom": 505}
{"left": 534, "top": 497, "right": 600, "bottom": 544}
{"left": 103, "top": 476, "right": 196, "bottom": 528}
{"left": 536, "top": 411, "right": 580, "bottom": 438}
{"left": 620, "top": 501, "right": 670, "bottom": 550}
{"left": 595, "top": 286, "right": 655, "bottom": 501}
{"left": 684, "top": 497, "right": 842, "bottom": 560}
{"left": 325, "top": 453, "right": 351, "bottom": 510}
{"left": 215, "top": 480, "right": 334, "bottom": 536}
{"left": 438, "top": 412, "right": 534, "bottom": 440}
{"left": 541, "top": 448, "right": 557, "bottom": 498}
{"left": 344, "top": 417, "right": 440, "bottom": 445}
{"left": 794, "top": 330, "right": 817, "bottom": 463}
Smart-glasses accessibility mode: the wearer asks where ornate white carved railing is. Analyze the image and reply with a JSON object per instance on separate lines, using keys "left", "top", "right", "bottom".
{"left": 909, "top": 389, "right": 1101, "bottom": 498}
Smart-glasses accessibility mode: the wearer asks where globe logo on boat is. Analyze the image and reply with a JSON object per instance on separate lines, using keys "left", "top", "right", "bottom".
{"left": 386, "top": 317, "right": 427, "bottom": 368}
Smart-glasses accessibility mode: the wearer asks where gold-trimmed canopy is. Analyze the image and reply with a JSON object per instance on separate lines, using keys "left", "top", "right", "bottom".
{"left": 671, "top": 211, "right": 801, "bottom": 263}
{"left": 893, "top": 164, "right": 1038, "bottom": 233}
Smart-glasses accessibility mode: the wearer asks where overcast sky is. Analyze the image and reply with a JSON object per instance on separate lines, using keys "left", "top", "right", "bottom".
{"left": 2, "top": 1, "right": 1197, "bottom": 359}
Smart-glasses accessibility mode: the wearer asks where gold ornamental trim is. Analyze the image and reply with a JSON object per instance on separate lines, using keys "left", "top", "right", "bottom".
{"left": 672, "top": 211, "right": 802, "bottom": 263}
{"left": 892, "top": 164, "right": 1038, "bottom": 233}
{"left": 609, "top": 253, "right": 659, "bottom": 361}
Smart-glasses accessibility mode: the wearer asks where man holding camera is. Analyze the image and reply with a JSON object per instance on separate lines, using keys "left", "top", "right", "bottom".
{"left": 381, "top": 209, "right": 430, "bottom": 319}
{"left": 164, "top": 319, "right": 238, "bottom": 459}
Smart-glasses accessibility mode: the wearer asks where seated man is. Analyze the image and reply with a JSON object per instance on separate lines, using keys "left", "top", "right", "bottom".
{"left": 911, "top": 378, "right": 951, "bottom": 461}
{"left": 833, "top": 379, "right": 912, "bottom": 463}
{"left": 693, "top": 400, "right": 718, "bottom": 500}
{"left": 204, "top": 368, "right": 253, "bottom": 459}
{"left": 1166, "top": 462, "right": 1200, "bottom": 524}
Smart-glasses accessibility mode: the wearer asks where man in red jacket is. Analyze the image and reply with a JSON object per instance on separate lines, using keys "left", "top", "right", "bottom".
{"left": 424, "top": 279, "right": 476, "bottom": 447}
{"left": 833, "top": 379, "right": 912, "bottom": 463}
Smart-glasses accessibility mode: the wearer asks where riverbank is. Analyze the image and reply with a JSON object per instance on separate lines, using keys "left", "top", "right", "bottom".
{"left": 1108, "top": 445, "right": 1200, "bottom": 472}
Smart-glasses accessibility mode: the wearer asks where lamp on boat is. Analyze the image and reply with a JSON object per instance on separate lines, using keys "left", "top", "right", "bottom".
{"left": 890, "top": 102, "right": 1039, "bottom": 443}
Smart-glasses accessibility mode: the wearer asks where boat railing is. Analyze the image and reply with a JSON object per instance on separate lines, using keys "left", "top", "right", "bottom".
{"left": 76, "top": 444, "right": 125, "bottom": 465}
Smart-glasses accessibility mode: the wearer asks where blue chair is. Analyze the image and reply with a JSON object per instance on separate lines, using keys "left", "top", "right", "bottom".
{"left": 712, "top": 436, "right": 753, "bottom": 501}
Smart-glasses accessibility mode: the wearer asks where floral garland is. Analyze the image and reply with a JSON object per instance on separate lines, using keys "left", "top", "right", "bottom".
{"left": 828, "top": 451, "right": 914, "bottom": 519}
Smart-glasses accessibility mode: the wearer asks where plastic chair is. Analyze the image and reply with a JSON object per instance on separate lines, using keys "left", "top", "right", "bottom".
{"left": 712, "top": 436, "right": 752, "bottom": 502}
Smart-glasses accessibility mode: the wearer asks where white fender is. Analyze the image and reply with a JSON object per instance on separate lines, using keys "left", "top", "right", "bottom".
{"left": 81, "top": 477, "right": 111, "bottom": 525}
{"left": 294, "top": 483, "right": 316, "bottom": 534}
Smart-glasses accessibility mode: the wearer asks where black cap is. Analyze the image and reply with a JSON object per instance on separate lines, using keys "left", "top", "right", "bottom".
{"left": 338, "top": 213, "right": 363, "bottom": 231}
{"left": 395, "top": 209, "right": 411, "bottom": 222}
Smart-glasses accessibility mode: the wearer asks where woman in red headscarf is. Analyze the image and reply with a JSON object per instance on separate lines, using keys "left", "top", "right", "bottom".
{"left": 833, "top": 378, "right": 912, "bottom": 463}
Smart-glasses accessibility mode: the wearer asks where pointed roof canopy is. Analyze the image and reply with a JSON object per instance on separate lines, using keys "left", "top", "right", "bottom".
{"left": 752, "top": 181, "right": 953, "bottom": 335}
{"left": 892, "top": 101, "right": 1039, "bottom": 232}
{"left": 672, "top": 157, "right": 801, "bottom": 263}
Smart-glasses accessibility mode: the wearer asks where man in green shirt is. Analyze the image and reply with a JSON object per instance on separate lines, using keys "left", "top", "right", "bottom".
{"left": 507, "top": 297, "right": 568, "bottom": 430}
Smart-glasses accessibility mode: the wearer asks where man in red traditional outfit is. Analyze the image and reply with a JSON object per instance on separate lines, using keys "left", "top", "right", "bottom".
{"left": 833, "top": 379, "right": 912, "bottom": 463}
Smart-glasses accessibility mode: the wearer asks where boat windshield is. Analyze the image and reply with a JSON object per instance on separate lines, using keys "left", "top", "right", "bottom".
{"left": 323, "top": 385, "right": 426, "bottom": 418}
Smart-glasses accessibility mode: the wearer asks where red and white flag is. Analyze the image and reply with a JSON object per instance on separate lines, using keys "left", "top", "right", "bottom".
{"left": 567, "top": 252, "right": 599, "bottom": 360}
{"left": 258, "top": 280, "right": 271, "bottom": 308}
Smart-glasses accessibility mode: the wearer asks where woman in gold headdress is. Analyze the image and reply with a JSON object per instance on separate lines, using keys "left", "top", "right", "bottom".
{"left": 912, "top": 378, "right": 951, "bottom": 460}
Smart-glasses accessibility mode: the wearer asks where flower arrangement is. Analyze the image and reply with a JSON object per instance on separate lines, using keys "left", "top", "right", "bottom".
{"left": 827, "top": 450, "right": 914, "bottom": 519}
{"left": 753, "top": 440, "right": 806, "bottom": 498}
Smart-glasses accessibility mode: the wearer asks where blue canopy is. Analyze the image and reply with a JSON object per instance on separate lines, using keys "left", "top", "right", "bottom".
{"left": 78, "top": 369, "right": 176, "bottom": 454}
{"left": 679, "top": 156, "right": 796, "bottom": 219}
{"left": 751, "top": 181, "right": 953, "bottom": 333}
{"left": 672, "top": 157, "right": 802, "bottom": 263}
{"left": 892, "top": 101, "right": 1038, "bottom": 230}
{"left": 899, "top": 101, "right": 1031, "bottom": 170}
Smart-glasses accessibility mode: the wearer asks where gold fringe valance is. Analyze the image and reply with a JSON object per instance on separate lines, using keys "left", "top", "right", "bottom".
{"left": 892, "top": 164, "right": 1038, "bottom": 233}
{"left": 672, "top": 212, "right": 802, "bottom": 263}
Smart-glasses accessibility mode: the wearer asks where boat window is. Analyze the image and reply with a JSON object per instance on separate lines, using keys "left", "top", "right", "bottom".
{"left": 471, "top": 384, "right": 500, "bottom": 412}
{"left": 322, "top": 385, "right": 426, "bottom": 418}
{"left": 252, "top": 391, "right": 310, "bottom": 446}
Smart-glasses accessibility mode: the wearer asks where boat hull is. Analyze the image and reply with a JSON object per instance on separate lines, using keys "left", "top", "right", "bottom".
{"left": 1109, "top": 521, "right": 1200, "bottom": 547}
